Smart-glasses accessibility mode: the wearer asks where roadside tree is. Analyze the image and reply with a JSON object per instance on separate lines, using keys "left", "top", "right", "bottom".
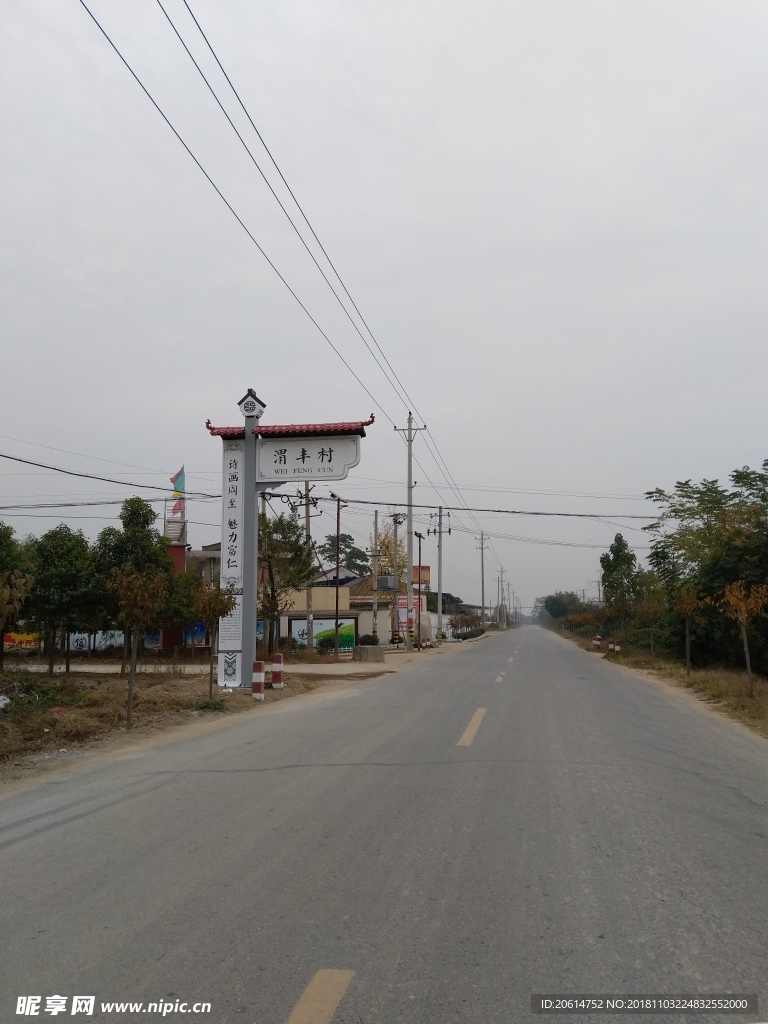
{"left": 713, "top": 582, "right": 768, "bottom": 698}
{"left": 259, "top": 510, "right": 315, "bottom": 653}
{"left": 317, "top": 533, "right": 370, "bottom": 576}
{"left": 108, "top": 566, "right": 169, "bottom": 728}
{"left": 27, "top": 525, "right": 94, "bottom": 674}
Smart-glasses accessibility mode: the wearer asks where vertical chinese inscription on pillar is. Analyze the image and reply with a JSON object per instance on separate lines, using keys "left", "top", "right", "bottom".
{"left": 219, "top": 440, "right": 244, "bottom": 687}
{"left": 221, "top": 441, "right": 245, "bottom": 589}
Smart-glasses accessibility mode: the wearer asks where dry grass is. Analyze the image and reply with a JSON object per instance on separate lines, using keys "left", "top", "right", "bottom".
{"left": 0, "top": 667, "right": 338, "bottom": 764}
{"left": 554, "top": 629, "right": 767, "bottom": 736}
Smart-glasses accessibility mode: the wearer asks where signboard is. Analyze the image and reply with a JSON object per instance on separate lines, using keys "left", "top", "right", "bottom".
{"left": 218, "top": 596, "right": 243, "bottom": 651}
{"left": 290, "top": 618, "right": 356, "bottom": 649}
{"left": 220, "top": 441, "right": 245, "bottom": 589}
{"left": 218, "top": 441, "right": 245, "bottom": 687}
{"left": 258, "top": 436, "right": 360, "bottom": 483}
{"left": 412, "top": 565, "right": 430, "bottom": 586}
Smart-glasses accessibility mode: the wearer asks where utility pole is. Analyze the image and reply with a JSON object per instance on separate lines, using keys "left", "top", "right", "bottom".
{"left": 372, "top": 510, "right": 379, "bottom": 642}
{"left": 304, "top": 482, "right": 314, "bottom": 650}
{"left": 428, "top": 507, "right": 450, "bottom": 645}
{"left": 395, "top": 412, "right": 426, "bottom": 650}
{"left": 415, "top": 531, "right": 424, "bottom": 650}
{"left": 334, "top": 495, "right": 342, "bottom": 657}
{"left": 477, "top": 531, "right": 487, "bottom": 627}
{"left": 391, "top": 512, "right": 406, "bottom": 644}
{"left": 437, "top": 508, "right": 442, "bottom": 644}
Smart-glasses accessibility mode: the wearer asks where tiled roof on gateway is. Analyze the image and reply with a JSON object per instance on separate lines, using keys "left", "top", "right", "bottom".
{"left": 205, "top": 415, "right": 374, "bottom": 440}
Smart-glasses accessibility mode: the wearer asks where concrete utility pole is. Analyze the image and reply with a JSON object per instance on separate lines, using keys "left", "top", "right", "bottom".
{"left": 304, "top": 482, "right": 313, "bottom": 650}
{"left": 372, "top": 510, "right": 378, "bottom": 642}
{"left": 415, "top": 531, "right": 424, "bottom": 651}
{"left": 406, "top": 413, "right": 414, "bottom": 650}
{"left": 240, "top": 393, "right": 263, "bottom": 686}
{"left": 391, "top": 512, "right": 406, "bottom": 644}
{"left": 428, "top": 507, "right": 449, "bottom": 645}
{"left": 477, "top": 531, "right": 487, "bottom": 627}
{"left": 334, "top": 495, "right": 342, "bottom": 657}
{"left": 395, "top": 413, "right": 425, "bottom": 650}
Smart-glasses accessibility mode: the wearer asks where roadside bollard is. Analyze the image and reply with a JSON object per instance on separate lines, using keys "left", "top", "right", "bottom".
{"left": 592, "top": 634, "right": 602, "bottom": 649}
{"left": 614, "top": 640, "right": 622, "bottom": 654}
{"left": 608, "top": 639, "right": 615, "bottom": 651}
{"left": 272, "top": 653, "right": 284, "bottom": 689}
{"left": 252, "top": 661, "right": 265, "bottom": 700}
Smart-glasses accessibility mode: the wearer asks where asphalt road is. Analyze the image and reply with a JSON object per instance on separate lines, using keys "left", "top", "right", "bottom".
{"left": 2, "top": 627, "right": 765, "bottom": 1024}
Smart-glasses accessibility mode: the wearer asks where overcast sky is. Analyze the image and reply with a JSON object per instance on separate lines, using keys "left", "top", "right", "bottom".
{"left": 1, "top": 0, "right": 766, "bottom": 611}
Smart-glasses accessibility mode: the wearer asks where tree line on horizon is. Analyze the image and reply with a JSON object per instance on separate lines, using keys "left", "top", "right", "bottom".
{"left": 534, "top": 460, "right": 768, "bottom": 694}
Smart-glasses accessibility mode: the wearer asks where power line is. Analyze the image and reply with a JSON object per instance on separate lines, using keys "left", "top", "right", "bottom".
{"left": 0, "top": 433, "right": 166, "bottom": 474}
{"left": 0, "top": 452, "right": 218, "bottom": 498}
{"left": 267, "top": 491, "right": 656, "bottom": 520}
{"left": 176, "top": 2, "right": 502, "bottom": 553}
{"left": 0, "top": 452, "right": 656, "bottom": 521}
{"left": 79, "top": 0, "right": 526, "bottom": 550}
{"left": 77, "top": 0, "right": 397, "bottom": 428}
{"left": 182, "top": 0, "right": 421, "bottom": 416}
{"left": 155, "top": 0, "right": 413, "bottom": 419}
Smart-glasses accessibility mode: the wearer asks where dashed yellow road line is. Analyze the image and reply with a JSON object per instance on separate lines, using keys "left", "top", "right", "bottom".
{"left": 495, "top": 673, "right": 505, "bottom": 682}
{"left": 457, "top": 707, "right": 487, "bottom": 746}
{"left": 287, "top": 970, "right": 355, "bottom": 1024}
{"left": 507, "top": 656, "right": 515, "bottom": 663}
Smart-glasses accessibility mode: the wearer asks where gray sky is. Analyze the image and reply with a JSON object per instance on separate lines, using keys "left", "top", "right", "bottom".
{"left": 2, "top": 0, "right": 766, "bottom": 611}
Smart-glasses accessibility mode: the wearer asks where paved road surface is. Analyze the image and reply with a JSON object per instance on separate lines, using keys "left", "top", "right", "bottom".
{"left": 2, "top": 627, "right": 765, "bottom": 1023}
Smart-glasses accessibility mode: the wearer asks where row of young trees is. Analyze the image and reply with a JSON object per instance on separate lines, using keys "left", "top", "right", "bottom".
{"left": 0, "top": 498, "right": 320, "bottom": 707}
{"left": 536, "top": 460, "right": 768, "bottom": 695}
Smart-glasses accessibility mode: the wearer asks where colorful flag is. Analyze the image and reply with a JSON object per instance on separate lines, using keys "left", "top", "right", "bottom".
{"left": 171, "top": 497, "right": 184, "bottom": 517}
{"left": 170, "top": 465, "right": 185, "bottom": 497}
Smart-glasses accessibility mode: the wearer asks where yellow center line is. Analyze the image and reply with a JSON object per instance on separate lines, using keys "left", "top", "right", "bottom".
{"left": 287, "top": 970, "right": 355, "bottom": 1024}
{"left": 457, "top": 707, "right": 487, "bottom": 746}
{"left": 508, "top": 656, "right": 515, "bottom": 662}
{"left": 495, "top": 673, "right": 505, "bottom": 682}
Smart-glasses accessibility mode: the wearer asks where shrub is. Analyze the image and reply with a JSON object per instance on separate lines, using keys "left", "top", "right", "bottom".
{"left": 357, "top": 634, "right": 379, "bottom": 646}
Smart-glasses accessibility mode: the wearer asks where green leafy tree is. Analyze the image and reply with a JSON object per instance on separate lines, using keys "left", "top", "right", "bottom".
{"left": 108, "top": 566, "right": 169, "bottom": 728}
{"left": 27, "top": 525, "right": 94, "bottom": 674}
{"left": 168, "top": 568, "right": 203, "bottom": 637}
{"left": 635, "top": 571, "right": 664, "bottom": 662}
{"left": 317, "top": 533, "right": 370, "bottom": 576}
{"left": 600, "top": 534, "right": 639, "bottom": 639}
{"left": 259, "top": 510, "right": 315, "bottom": 653}
{"left": 0, "top": 522, "right": 18, "bottom": 575}
{"left": 646, "top": 462, "right": 768, "bottom": 671}
{"left": 543, "top": 591, "right": 583, "bottom": 620}
{"left": 94, "top": 498, "right": 171, "bottom": 671}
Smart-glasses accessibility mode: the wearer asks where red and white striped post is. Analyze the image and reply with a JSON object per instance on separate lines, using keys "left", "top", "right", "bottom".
{"left": 271, "top": 653, "right": 284, "bottom": 689}
{"left": 608, "top": 639, "right": 615, "bottom": 651}
{"left": 252, "top": 661, "right": 265, "bottom": 700}
{"left": 614, "top": 639, "right": 622, "bottom": 655}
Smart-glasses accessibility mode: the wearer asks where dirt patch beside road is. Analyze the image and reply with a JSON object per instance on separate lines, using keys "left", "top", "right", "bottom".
{"left": 0, "top": 666, "right": 388, "bottom": 783}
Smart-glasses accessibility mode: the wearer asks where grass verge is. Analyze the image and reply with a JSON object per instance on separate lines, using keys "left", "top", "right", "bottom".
{"left": 0, "top": 667, "right": 334, "bottom": 764}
